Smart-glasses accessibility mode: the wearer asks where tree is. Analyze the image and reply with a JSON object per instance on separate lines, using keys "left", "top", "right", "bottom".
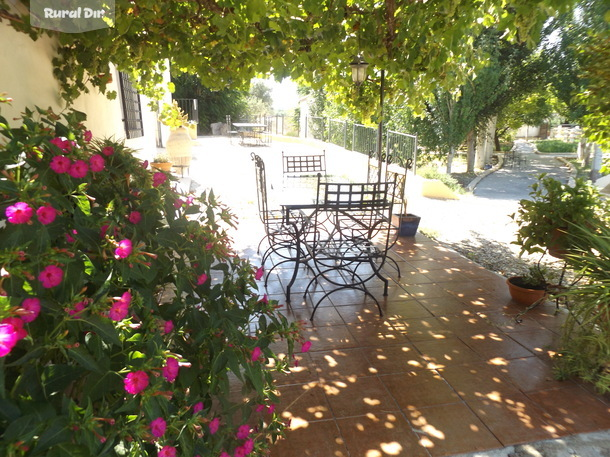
{"left": 0, "top": 0, "right": 576, "bottom": 111}
{"left": 172, "top": 74, "right": 248, "bottom": 134}
{"left": 246, "top": 80, "right": 274, "bottom": 117}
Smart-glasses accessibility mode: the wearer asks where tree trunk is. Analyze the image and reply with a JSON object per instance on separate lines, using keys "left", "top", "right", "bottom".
{"left": 475, "top": 116, "right": 497, "bottom": 169}
{"left": 590, "top": 143, "right": 603, "bottom": 182}
{"left": 446, "top": 146, "right": 455, "bottom": 174}
{"left": 466, "top": 130, "right": 476, "bottom": 173}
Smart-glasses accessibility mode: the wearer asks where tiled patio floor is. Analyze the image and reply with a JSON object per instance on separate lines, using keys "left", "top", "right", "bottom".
{"left": 184, "top": 136, "right": 609, "bottom": 456}
{"left": 237, "top": 232, "right": 610, "bottom": 457}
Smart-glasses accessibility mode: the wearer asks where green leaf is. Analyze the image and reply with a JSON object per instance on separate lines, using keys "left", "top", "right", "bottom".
{"left": 67, "top": 347, "right": 105, "bottom": 374}
{"left": 79, "top": 315, "right": 122, "bottom": 346}
{"left": 33, "top": 417, "right": 71, "bottom": 454}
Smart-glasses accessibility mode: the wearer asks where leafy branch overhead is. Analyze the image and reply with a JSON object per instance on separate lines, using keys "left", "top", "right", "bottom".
{"left": 0, "top": 0, "right": 575, "bottom": 106}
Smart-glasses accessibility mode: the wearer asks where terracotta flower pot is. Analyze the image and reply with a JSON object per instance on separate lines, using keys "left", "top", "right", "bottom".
{"left": 151, "top": 162, "right": 172, "bottom": 172}
{"left": 506, "top": 276, "right": 547, "bottom": 306}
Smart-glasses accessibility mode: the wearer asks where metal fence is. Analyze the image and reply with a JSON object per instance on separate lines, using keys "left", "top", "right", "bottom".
{"left": 174, "top": 98, "right": 199, "bottom": 123}
{"left": 304, "top": 116, "right": 417, "bottom": 171}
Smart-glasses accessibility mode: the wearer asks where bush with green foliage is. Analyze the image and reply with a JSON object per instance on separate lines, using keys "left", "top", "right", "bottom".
{"left": 512, "top": 173, "right": 610, "bottom": 256}
{"left": 533, "top": 139, "right": 578, "bottom": 153}
{"left": 554, "top": 224, "right": 610, "bottom": 394}
{"left": 416, "top": 166, "right": 464, "bottom": 193}
{"left": 0, "top": 98, "right": 304, "bottom": 456}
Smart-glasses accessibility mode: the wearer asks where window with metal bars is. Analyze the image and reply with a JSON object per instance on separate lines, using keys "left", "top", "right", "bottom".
{"left": 118, "top": 72, "right": 144, "bottom": 139}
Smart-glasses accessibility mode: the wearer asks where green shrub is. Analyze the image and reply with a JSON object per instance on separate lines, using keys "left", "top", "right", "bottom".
{"left": 0, "top": 100, "right": 303, "bottom": 456}
{"left": 533, "top": 139, "right": 578, "bottom": 153}
{"left": 417, "top": 166, "right": 464, "bottom": 193}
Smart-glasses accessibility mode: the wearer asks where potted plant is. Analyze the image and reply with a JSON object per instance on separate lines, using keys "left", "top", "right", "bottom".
{"left": 388, "top": 166, "right": 421, "bottom": 236}
{"left": 151, "top": 153, "right": 172, "bottom": 172}
{"left": 511, "top": 173, "right": 610, "bottom": 258}
{"left": 159, "top": 100, "right": 192, "bottom": 168}
{"left": 506, "top": 265, "right": 550, "bottom": 306}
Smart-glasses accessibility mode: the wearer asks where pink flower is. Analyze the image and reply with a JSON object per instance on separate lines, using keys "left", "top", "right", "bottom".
{"left": 234, "top": 447, "right": 247, "bottom": 457}
{"left": 193, "top": 402, "right": 203, "bottom": 414}
{"left": 259, "top": 294, "right": 269, "bottom": 305}
{"left": 68, "top": 160, "right": 89, "bottom": 179}
{"left": 267, "top": 404, "right": 275, "bottom": 414}
{"left": 1, "top": 318, "right": 27, "bottom": 340}
{"left": 173, "top": 199, "right": 184, "bottom": 209}
{"left": 38, "top": 265, "right": 63, "bottom": 288}
{"left": 6, "top": 202, "right": 33, "bottom": 224}
{"left": 219, "top": 453, "right": 231, "bottom": 457}
{"left": 150, "top": 417, "right": 167, "bottom": 438}
{"left": 163, "top": 357, "right": 179, "bottom": 382}
{"left": 162, "top": 320, "right": 174, "bottom": 334}
{"left": 20, "top": 298, "right": 41, "bottom": 323}
{"left": 100, "top": 224, "right": 109, "bottom": 239}
{"left": 301, "top": 341, "right": 312, "bottom": 353}
{"left": 255, "top": 267, "right": 264, "bottom": 280}
{"left": 242, "top": 438, "right": 254, "bottom": 454}
{"left": 89, "top": 154, "right": 105, "bottom": 172}
{"left": 67, "top": 300, "right": 88, "bottom": 318}
{"left": 142, "top": 160, "right": 149, "bottom": 169}
{"left": 109, "top": 291, "right": 131, "bottom": 321}
{"left": 101, "top": 146, "right": 114, "bottom": 156}
{"left": 36, "top": 204, "right": 58, "bottom": 225}
{"left": 152, "top": 172, "right": 167, "bottom": 187}
{"left": 128, "top": 211, "right": 141, "bottom": 224}
{"left": 124, "top": 370, "right": 149, "bottom": 394}
{"left": 197, "top": 273, "right": 207, "bottom": 285}
{"left": 65, "top": 229, "right": 77, "bottom": 243}
{"left": 0, "top": 323, "right": 20, "bottom": 357}
{"left": 50, "top": 155, "right": 71, "bottom": 173}
{"left": 114, "top": 239, "right": 132, "bottom": 259}
{"left": 158, "top": 446, "right": 176, "bottom": 457}
{"left": 236, "top": 424, "right": 251, "bottom": 440}
{"left": 250, "top": 347, "right": 262, "bottom": 362}
{"left": 209, "top": 417, "right": 220, "bottom": 435}
{"left": 84, "top": 130, "right": 92, "bottom": 142}
{"left": 50, "top": 137, "right": 72, "bottom": 151}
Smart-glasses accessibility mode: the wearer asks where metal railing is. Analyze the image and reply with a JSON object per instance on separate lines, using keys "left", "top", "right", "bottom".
{"left": 303, "top": 115, "right": 418, "bottom": 173}
{"left": 174, "top": 98, "right": 199, "bottom": 123}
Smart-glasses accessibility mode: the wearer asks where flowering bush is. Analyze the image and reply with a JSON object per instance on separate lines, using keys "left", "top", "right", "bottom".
{"left": 0, "top": 100, "right": 306, "bottom": 456}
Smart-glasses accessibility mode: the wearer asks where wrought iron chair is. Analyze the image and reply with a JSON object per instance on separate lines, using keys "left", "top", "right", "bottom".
{"left": 250, "top": 153, "right": 309, "bottom": 286}
{"left": 225, "top": 115, "right": 240, "bottom": 144}
{"left": 303, "top": 175, "right": 396, "bottom": 321}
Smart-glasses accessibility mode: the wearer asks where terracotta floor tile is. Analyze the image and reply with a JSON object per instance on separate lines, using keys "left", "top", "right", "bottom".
{"left": 460, "top": 331, "right": 534, "bottom": 361}
{"left": 347, "top": 322, "right": 409, "bottom": 346}
{"left": 323, "top": 375, "right": 400, "bottom": 417}
{"left": 337, "top": 413, "right": 429, "bottom": 457}
{"left": 413, "top": 338, "right": 483, "bottom": 369}
{"left": 394, "top": 317, "right": 456, "bottom": 342}
{"left": 399, "top": 269, "right": 437, "bottom": 285}
{"left": 270, "top": 419, "right": 349, "bottom": 457}
{"left": 290, "top": 305, "right": 345, "bottom": 326}
{"left": 508, "top": 328, "right": 562, "bottom": 360}
{"left": 403, "top": 283, "right": 457, "bottom": 300}
{"left": 497, "top": 357, "right": 574, "bottom": 393}
{"left": 467, "top": 392, "right": 559, "bottom": 445}
{"left": 335, "top": 304, "right": 394, "bottom": 324}
{"left": 441, "top": 279, "right": 489, "bottom": 299}
{"left": 309, "top": 348, "right": 376, "bottom": 380}
{"left": 406, "top": 402, "right": 501, "bottom": 457}
{"left": 436, "top": 313, "right": 501, "bottom": 337}
{"left": 276, "top": 382, "right": 333, "bottom": 423}
{"left": 300, "top": 325, "right": 358, "bottom": 351}
{"left": 418, "top": 296, "right": 470, "bottom": 317}
{"left": 380, "top": 370, "right": 460, "bottom": 408}
{"left": 438, "top": 362, "right": 522, "bottom": 402}
{"left": 423, "top": 268, "right": 470, "bottom": 283}
{"left": 362, "top": 343, "right": 428, "bottom": 373}
{"left": 479, "top": 310, "right": 547, "bottom": 333}
{"left": 526, "top": 385, "right": 610, "bottom": 434}
{"left": 383, "top": 298, "right": 436, "bottom": 319}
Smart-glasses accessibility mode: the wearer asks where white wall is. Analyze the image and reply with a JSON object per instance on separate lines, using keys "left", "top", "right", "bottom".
{"left": 0, "top": 11, "right": 161, "bottom": 156}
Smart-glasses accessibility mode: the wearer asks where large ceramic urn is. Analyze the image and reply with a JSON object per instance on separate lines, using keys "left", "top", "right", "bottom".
{"left": 166, "top": 127, "right": 192, "bottom": 167}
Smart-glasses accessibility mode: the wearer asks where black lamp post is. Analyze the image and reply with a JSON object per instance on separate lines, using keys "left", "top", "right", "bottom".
{"left": 350, "top": 57, "right": 384, "bottom": 182}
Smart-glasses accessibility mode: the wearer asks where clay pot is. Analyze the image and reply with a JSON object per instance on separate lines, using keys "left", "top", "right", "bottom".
{"left": 151, "top": 162, "right": 172, "bottom": 172}
{"left": 506, "top": 277, "right": 547, "bottom": 306}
